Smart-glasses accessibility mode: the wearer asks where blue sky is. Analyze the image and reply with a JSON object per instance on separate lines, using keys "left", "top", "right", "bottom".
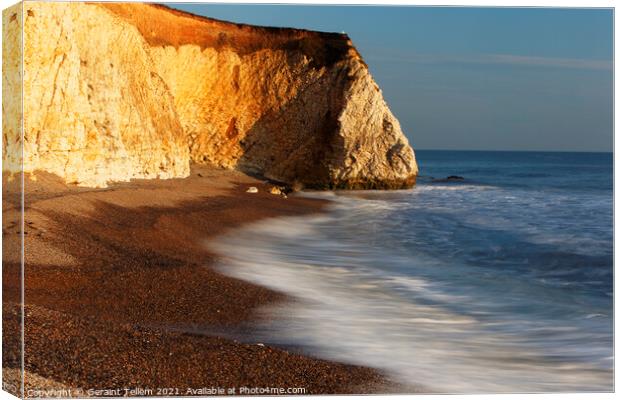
{"left": 165, "top": 3, "right": 613, "bottom": 152}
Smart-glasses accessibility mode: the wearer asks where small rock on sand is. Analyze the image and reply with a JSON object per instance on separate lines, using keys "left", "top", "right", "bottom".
{"left": 269, "top": 186, "right": 282, "bottom": 195}
{"left": 246, "top": 186, "right": 258, "bottom": 193}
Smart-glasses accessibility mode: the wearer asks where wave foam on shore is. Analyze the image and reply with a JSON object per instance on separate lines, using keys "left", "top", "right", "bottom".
{"left": 209, "top": 190, "right": 612, "bottom": 393}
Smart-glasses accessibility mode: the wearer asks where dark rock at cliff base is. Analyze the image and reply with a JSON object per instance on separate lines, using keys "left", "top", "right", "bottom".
{"left": 431, "top": 175, "right": 465, "bottom": 183}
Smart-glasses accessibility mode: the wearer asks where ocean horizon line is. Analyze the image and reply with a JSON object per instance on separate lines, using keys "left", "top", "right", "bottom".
{"left": 415, "top": 148, "right": 613, "bottom": 154}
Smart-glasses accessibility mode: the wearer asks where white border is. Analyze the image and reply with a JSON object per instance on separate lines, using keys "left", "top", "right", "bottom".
{"left": 0, "top": 1, "right": 615, "bottom": 400}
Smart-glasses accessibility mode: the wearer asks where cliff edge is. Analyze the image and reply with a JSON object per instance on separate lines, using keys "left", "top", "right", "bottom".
{"left": 3, "top": 2, "right": 418, "bottom": 189}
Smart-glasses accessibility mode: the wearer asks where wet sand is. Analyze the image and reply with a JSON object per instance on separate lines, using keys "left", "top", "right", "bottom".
{"left": 2, "top": 165, "right": 396, "bottom": 396}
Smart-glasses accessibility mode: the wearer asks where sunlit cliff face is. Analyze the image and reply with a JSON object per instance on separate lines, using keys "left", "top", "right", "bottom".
{"left": 4, "top": 2, "right": 417, "bottom": 189}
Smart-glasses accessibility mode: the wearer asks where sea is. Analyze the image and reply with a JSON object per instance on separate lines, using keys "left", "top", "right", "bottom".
{"left": 210, "top": 150, "right": 613, "bottom": 393}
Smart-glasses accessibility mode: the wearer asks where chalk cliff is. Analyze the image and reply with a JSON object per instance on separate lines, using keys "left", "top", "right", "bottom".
{"left": 3, "top": 2, "right": 418, "bottom": 189}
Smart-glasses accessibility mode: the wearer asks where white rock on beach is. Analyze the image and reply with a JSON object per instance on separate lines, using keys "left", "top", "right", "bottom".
{"left": 246, "top": 187, "right": 258, "bottom": 193}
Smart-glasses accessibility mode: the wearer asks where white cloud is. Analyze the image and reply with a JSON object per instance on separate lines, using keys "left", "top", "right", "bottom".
{"left": 481, "top": 54, "right": 612, "bottom": 70}
{"left": 367, "top": 51, "right": 612, "bottom": 71}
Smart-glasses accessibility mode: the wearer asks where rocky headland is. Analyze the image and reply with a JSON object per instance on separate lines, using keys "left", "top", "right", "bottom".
{"left": 2, "top": 2, "right": 419, "bottom": 395}
{"left": 3, "top": 2, "right": 417, "bottom": 189}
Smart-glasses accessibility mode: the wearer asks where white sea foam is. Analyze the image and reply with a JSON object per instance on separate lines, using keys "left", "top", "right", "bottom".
{"left": 208, "top": 192, "right": 613, "bottom": 393}
{"left": 414, "top": 184, "right": 497, "bottom": 191}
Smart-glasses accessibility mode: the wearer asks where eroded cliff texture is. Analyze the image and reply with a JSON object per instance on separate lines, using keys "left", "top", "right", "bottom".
{"left": 4, "top": 2, "right": 418, "bottom": 189}
{"left": 2, "top": 3, "right": 22, "bottom": 175}
{"left": 19, "top": 2, "right": 190, "bottom": 187}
